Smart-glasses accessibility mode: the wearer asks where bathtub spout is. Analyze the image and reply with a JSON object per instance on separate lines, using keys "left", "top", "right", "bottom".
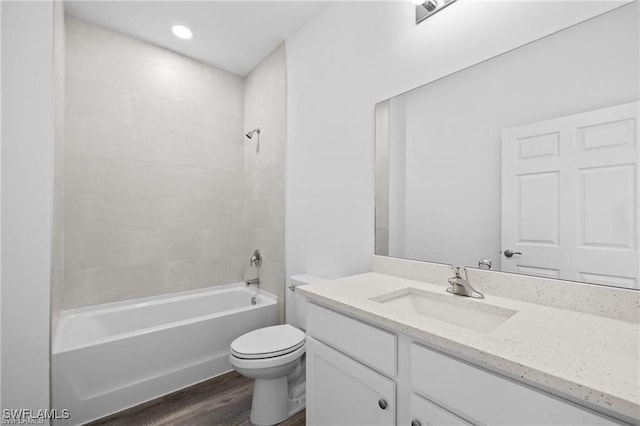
{"left": 246, "top": 277, "right": 260, "bottom": 287}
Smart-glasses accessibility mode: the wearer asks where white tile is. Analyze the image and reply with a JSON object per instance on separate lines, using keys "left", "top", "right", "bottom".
{"left": 63, "top": 231, "right": 84, "bottom": 271}
{"left": 270, "top": 198, "right": 285, "bottom": 229}
{"left": 66, "top": 77, "right": 132, "bottom": 123}
{"left": 246, "top": 199, "right": 272, "bottom": 229}
{"left": 65, "top": 35, "right": 85, "bottom": 79}
{"left": 162, "top": 165, "right": 205, "bottom": 198}
{"left": 119, "top": 195, "right": 161, "bottom": 230}
{"left": 129, "top": 230, "right": 168, "bottom": 264}
{"left": 231, "top": 256, "right": 245, "bottom": 282}
{"left": 83, "top": 263, "right": 167, "bottom": 305}
{"left": 205, "top": 170, "right": 244, "bottom": 200}
{"left": 52, "top": 234, "right": 64, "bottom": 286}
{"left": 157, "top": 198, "right": 204, "bottom": 229}
{"left": 257, "top": 165, "right": 285, "bottom": 198}
{"left": 231, "top": 200, "right": 246, "bottom": 228}
{"left": 203, "top": 66, "right": 243, "bottom": 118}
{"left": 84, "top": 33, "right": 132, "bottom": 88}
{"left": 167, "top": 258, "right": 231, "bottom": 290}
{"left": 84, "top": 118, "right": 131, "bottom": 158}
{"left": 171, "top": 69, "right": 205, "bottom": 106}
{"left": 202, "top": 200, "right": 233, "bottom": 228}
{"left": 228, "top": 228, "right": 254, "bottom": 257}
{"left": 260, "top": 260, "right": 285, "bottom": 299}
{"left": 205, "top": 141, "right": 243, "bottom": 172}
{"left": 126, "top": 126, "right": 169, "bottom": 163}
{"left": 64, "top": 156, "right": 128, "bottom": 194}
{"left": 203, "top": 229, "right": 229, "bottom": 259}
{"left": 244, "top": 171, "right": 258, "bottom": 200}
{"left": 203, "top": 112, "right": 242, "bottom": 143}
{"left": 62, "top": 269, "right": 86, "bottom": 309}
{"left": 131, "top": 59, "right": 175, "bottom": 100}
{"left": 82, "top": 231, "right": 131, "bottom": 269}
{"left": 65, "top": 114, "right": 85, "bottom": 155}
{"left": 82, "top": 193, "right": 122, "bottom": 231}
{"left": 64, "top": 193, "right": 84, "bottom": 231}
{"left": 53, "top": 184, "right": 64, "bottom": 235}
{"left": 164, "top": 229, "right": 206, "bottom": 262}
{"left": 132, "top": 92, "right": 203, "bottom": 137}
{"left": 121, "top": 160, "right": 165, "bottom": 196}
{"left": 256, "top": 228, "right": 284, "bottom": 264}
{"left": 132, "top": 39, "right": 204, "bottom": 77}
{"left": 166, "top": 133, "right": 206, "bottom": 168}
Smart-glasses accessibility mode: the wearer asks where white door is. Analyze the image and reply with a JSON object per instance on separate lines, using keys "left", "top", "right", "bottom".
{"left": 502, "top": 102, "right": 639, "bottom": 288}
{"left": 306, "top": 337, "right": 396, "bottom": 426}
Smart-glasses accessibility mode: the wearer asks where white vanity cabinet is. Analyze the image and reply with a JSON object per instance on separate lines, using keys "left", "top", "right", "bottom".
{"left": 409, "top": 343, "right": 623, "bottom": 426}
{"left": 305, "top": 303, "right": 626, "bottom": 426}
{"left": 306, "top": 303, "right": 397, "bottom": 425}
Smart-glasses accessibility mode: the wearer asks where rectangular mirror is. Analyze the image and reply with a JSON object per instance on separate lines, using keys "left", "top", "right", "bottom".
{"left": 375, "top": 3, "right": 639, "bottom": 290}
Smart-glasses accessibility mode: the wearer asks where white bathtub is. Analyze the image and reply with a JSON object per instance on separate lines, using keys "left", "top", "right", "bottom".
{"left": 52, "top": 283, "right": 278, "bottom": 426}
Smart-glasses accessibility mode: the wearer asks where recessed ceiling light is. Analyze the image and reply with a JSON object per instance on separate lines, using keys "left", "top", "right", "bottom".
{"left": 172, "top": 25, "right": 192, "bottom": 40}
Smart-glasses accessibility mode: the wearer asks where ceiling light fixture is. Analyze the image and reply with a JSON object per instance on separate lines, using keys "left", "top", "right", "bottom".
{"left": 171, "top": 25, "right": 193, "bottom": 40}
{"left": 415, "top": 0, "right": 457, "bottom": 24}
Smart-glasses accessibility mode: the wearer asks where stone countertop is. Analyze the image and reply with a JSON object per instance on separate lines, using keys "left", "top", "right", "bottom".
{"left": 297, "top": 272, "right": 640, "bottom": 423}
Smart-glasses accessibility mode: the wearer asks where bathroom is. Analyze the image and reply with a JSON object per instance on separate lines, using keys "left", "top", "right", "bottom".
{"left": 1, "top": 0, "right": 638, "bottom": 425}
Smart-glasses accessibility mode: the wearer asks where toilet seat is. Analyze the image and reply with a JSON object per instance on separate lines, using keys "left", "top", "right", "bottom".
{"left": 230, "top": 324, "right": 305, "bottom": 360}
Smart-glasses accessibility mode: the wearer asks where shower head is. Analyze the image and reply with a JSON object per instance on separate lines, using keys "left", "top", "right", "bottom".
{"left": 245, "top": 128, "right": 261, "bottom": 139}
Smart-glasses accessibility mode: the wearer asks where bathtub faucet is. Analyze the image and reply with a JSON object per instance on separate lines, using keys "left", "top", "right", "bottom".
{"left": 250, "top": 249, "right": 262, "bottom": 267}
{"left": 246, "top": 277, "right": 260, "bottom": 287}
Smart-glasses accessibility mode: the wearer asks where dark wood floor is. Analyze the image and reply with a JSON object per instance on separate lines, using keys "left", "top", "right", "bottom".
{"left": 87, "top": 371, "right": 305, "bottom": 426}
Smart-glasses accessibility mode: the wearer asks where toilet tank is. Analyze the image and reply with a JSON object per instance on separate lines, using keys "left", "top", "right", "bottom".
{"left": 290, "top": 274, "right": 327, "bottom": 330}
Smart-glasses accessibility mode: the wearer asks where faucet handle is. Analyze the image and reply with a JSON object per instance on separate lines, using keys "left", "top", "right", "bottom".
{"left": 249, "top": 249, "right": 262, "bottom": 267}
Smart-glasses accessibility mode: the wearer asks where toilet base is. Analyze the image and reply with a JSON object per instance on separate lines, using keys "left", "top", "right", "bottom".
{"left": 250, "top": 377, "right": 289, "bottom": 426}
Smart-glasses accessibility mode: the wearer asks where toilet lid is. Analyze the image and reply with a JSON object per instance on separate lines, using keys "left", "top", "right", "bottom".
{"left": 231, "top": 324, "right": 305, "bottom": 359}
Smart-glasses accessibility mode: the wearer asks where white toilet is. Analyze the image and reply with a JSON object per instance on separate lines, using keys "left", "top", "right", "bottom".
{"left": 229, "top": 274, "right": 326, "bottom": 425}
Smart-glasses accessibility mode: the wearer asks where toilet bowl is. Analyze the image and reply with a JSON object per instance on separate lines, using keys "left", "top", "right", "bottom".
{"left": 229, "top": 274, "right": 326, "bottom": 426}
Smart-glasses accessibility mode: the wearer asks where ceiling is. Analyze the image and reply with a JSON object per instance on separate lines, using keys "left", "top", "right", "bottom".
{"left": 64, "top": 1, "right": 330, "bottom": 76}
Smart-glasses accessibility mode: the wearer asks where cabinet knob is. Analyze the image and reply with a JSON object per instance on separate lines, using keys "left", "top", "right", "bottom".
{"left": 411, "top": 421, "right": 422, "bottom": 426}
{"left": 378, "top": 399, "right": 388, "bottom": 410}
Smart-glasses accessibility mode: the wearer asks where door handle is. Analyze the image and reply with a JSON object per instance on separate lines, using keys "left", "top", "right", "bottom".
{"left": 503, "top": 249, "right": 522, "bottom": 258}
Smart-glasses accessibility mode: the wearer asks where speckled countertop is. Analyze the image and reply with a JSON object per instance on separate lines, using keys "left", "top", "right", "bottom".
{"left": 297, "top": 272, "right": 640, "bottom": 422}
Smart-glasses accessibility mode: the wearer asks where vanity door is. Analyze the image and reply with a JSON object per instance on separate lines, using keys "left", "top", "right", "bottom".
{"left": 306, "top": 336, "right": 396, "bottom": 426}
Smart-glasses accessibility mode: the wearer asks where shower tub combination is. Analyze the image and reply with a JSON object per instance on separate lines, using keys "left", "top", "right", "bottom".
{"left": 52, "top": 283, "right": 278, "bottom": 426}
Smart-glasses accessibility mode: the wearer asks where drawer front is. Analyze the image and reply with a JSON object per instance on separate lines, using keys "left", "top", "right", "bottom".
{"left": 410, "top": 344, "right": 621, "bottom": 425}
{"left": 409, "top": 393, "right": 471, "bottom": 426}
{"left": 306, "top": 303, "right": 397, "bottom": 376}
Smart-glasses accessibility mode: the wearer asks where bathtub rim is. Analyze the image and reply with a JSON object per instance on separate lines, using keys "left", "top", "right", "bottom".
{"left": 53, "top": 283, "right": 277, "bottom": 354}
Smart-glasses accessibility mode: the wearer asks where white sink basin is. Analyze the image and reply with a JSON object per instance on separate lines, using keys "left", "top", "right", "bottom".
{"left": 371, "top": 288, "right": 517, "bottom": 333}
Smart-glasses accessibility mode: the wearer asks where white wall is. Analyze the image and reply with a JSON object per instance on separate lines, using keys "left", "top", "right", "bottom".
{"left": 285, "top": 0, "right": 629, "bottom": 285}
{"left": 1, "top": 0, "right": 53, "bottom": 413}
{"left": 391, "top": 4, "right": 638, "bottom": 269}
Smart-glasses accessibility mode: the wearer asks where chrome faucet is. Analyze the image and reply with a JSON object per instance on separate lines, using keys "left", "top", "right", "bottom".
{"left": 447, "top": 266, "right": 484, "bottom": 299}
{"left": 250, "top": 249, "right": 262, "bottom": 267}
{"left": 246, "top": 277, "right": 260, "bottom": 287}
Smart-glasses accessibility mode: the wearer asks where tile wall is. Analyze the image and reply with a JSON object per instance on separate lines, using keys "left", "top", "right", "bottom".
{"left": 51, "top": 2, "right": 66, "bottom": 332}
{"left": 243, "top": 44, "right": 287, "bottom": 321}
{"left": 62, "top": 16, "right": 251, "bottom": 308}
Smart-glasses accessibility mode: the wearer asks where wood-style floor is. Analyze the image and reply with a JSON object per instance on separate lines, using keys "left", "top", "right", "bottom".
{"left": 87, "top": 371, "right": 305, "bottom": 426}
